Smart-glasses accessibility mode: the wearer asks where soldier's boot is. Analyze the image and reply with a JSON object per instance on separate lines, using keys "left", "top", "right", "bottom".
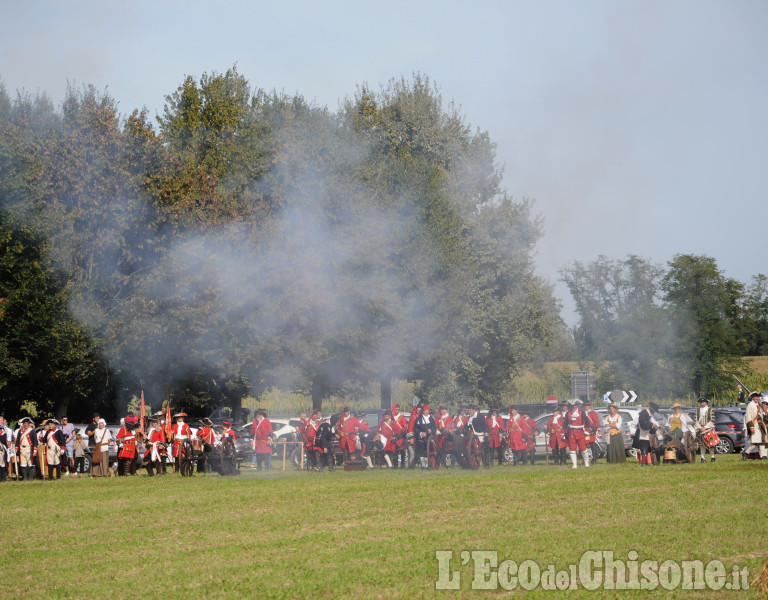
{"left": 146, "top": 462, "right": 154, "bottom": 477}
{"left": 570, "top": 451, "right": 578, "bottom": 469}
{"left": 384, "top": 453, "right": 393, "bottom": 468}
{"left": 123, "top": 460, "right": 131, "bottom": 477}
{"left": 528, "top": 450, "right": 536, "bottom": 466}
{"left": 497, "top": 448, "right": 504, "bottom": 466}
{"left": 583, "top": 450, "right": 590, "bottom": 468}
{"left": 364, "top": 455, "right": 373, "bottom": 469}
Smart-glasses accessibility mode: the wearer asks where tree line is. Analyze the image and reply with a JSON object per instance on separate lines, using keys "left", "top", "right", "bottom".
{"left": 0, "top": 68, "right": 565, "bottom": 420}
{"left": 561, "top": 254, "right": 767, "bottom": 401}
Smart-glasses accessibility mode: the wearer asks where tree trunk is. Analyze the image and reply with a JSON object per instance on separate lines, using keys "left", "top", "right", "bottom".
{"left": 230, "top": 395, "right": 242, "bottom": 423}
{"left": 55, "top": 397, "right": 70, "bottom": 421}
{"left": 311, "top": 378, "right": 326, "bottom": 412}
{"left": 380, "top": 376, "right": 392, "bottom": 410}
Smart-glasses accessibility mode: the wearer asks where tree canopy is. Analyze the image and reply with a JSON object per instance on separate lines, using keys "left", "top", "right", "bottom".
{"left": 0, "top": 70, "right": 564, "bottom": 419}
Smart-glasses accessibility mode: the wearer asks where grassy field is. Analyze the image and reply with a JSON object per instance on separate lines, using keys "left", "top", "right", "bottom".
{"left": 4, "top": 456, "right": 767, "bottom": 599}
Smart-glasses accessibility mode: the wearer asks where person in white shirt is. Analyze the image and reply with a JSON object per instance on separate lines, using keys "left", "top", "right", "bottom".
{"left": 694, "top": 397, "right": 716, "bottom": 463}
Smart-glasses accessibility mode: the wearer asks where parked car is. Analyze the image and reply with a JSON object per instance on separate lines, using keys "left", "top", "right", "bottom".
{"left": 593, "top": 408, "right": 635, "bottom": 456}
{"left": 710, "top": 409, "right": 746, "bottom": 454}
{"left": 238, "top": 418, "right": 300, "bottom": 464}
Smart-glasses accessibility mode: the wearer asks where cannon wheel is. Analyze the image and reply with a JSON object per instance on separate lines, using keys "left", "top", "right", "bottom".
{"left": 468, "top": 434, "right": 482, "bottom": 470}
{"left": 179, "top": 439, "right": 195, "bottom": 477}
{"left": 221, "top": 437, "right": 237, "bottom": 475}
{"left": 427, "top": 435, "right": 440, "bottom": 470}
{"left": 683, "top": 432, "right": 696, "bottom": 463}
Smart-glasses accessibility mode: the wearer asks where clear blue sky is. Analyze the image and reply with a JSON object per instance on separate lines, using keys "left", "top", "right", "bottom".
{"left": 2, "top": 0, "right": 767, "bottom": 324}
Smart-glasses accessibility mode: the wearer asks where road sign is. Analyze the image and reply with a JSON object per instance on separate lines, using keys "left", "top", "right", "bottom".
{"left": 611, "top": 390, "right": 637, "bottom": 403}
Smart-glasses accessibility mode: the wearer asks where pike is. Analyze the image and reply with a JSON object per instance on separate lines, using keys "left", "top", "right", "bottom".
{"left": 733, "top": 374, "right": 752, "bottom": 396}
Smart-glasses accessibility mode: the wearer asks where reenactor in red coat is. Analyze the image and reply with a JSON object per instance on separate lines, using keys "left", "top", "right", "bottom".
{"left": 144, "top": 418, "right": 167, "bottom": 476}
{"left": 336, "top": 407, "right": 364, "bottom": 462}
{"left": 521, "top": 410, "right": 539, "bottom": 465}
{"left": 453, "top": 408, "right": 468, "bottom": 432}
{"left": 116, "top": 417, "right": 139, "bottom": 476}
{"left": 251, "top": 410, "right": 275, "bottom": 471}
{"left": 376, "top": 412, "right": 398, "bottom": 468}
{"left": 171, "top": 412, "right": 192, "bottom": 472}
{"left": 583, "top": 402, "right": 601, "bottom": 465}
{"left": 391, "top": 403, "right": 408, "bottom": 469}
{"left": 486, "top": 409, "right": 505, "bottom": 466}
{"left": 547, "top": 407, "right": 567, "bottom": 465}
{"left": 435, "top": 405, "right": 453, "bottom": 457}
{"left": 197, "top": 419, "right": 216, "bottom": 447}
{"left": 565, "top": 400, "right": 590, "bottom": 469}
{"left": 506, "top": 407, "right": 530, "bottom": 465}
{"left": 303, "top": 410, "right": 323, "bottom": 470}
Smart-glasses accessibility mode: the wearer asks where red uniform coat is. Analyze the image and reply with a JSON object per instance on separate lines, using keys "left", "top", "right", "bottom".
{"left": 116, "top": 426, "right": 137, "bottom": 459}
{"left": 453, "top": 415, "right": 468, "bottom": 431}
{"left": 376, "top": 421, "right": 398, "bottom": 453}
{"left": 566, "top": 409, "right": 588, "bottom": 452}
{"left": 435, "top": 413, "right": 453, "bottom": 448}
{"left": 506, "top": 415, "right": 530, "bottom": 451}
{"left": 391, "top": 412, "right": 407, "bottom": 450}
{"left": 304, "top": 420, "right": 320, "bottom": 452}
{"left": 486, "top": 415, "right": 505, "bottom": 449}
{"left": 251, "top": 418, "right": 274, "bottom": 454}
{"left": 547, "top": 415, "right": 566, "bottom": 449}
{"left": 145, "top": 428, "right": 167, "bottom": 460}
{"left": 197, "top": 426, "right": 215, "bottom": 445}
{"left": 171, "top": 422, "right": 192, "bottom": 458}
{"left": 337, "top": 414, "right": 363, "bottom": 453}
{"left": 523, "top": 417, "right": 538, "bottom": 451}
{"left": 584, "top": 410, "right": 600, "bottom": 444}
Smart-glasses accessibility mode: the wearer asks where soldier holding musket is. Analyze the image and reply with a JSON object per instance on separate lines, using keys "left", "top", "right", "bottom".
{"left": 547, "top": 406, "right": 567, "bottom": 465}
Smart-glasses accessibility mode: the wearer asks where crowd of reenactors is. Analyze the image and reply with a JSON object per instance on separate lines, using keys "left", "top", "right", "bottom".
{"left": 0, "top": 411, "right": 237, "bottom": 481}
{"left": 298, "top": 399, "right": 610, "bottom": 471}
{"left": 3, "top": 391, "right": 765, "bottom": 480}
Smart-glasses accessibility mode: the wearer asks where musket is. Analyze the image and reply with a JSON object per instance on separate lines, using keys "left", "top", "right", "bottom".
{"left": 733, "top": 374, "right": 752, "bottom": 396}
{"left": 39, "top": 435, "right": 46, "bottom": 480}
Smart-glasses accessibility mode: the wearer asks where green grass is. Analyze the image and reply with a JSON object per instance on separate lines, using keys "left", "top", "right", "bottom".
{"left": 4, "top": 456, "right": 767, "bottom": 599}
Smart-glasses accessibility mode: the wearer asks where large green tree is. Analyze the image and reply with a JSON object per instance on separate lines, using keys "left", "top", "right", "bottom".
{"left": 662, "top": 254, "right": 746, "bottom": 397}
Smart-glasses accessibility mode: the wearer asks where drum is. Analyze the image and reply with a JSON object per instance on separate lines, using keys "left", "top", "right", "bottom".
{"left": 701, "top": 429, "right": 720, "bottom": 448}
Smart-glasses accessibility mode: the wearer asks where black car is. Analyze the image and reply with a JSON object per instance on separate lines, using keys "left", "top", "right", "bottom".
{"left": 711, "top": 408, "right": 745, "bottom": 454}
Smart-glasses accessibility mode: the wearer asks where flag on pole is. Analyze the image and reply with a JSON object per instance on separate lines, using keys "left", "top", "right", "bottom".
{"left": 165, "top": 403, "right": 172, "bottom": 440}
{"left": 140, "top": 391, "right": 146, "bottom": 436}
